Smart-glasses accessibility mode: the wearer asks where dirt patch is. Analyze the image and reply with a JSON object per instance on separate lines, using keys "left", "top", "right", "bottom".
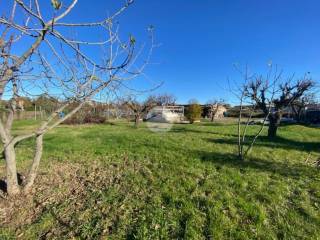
{"left": 0, "top": 157, "right": 149, "bottom": 238}
{"left": 0, "top": 163, "right": 85, "bottom": 227}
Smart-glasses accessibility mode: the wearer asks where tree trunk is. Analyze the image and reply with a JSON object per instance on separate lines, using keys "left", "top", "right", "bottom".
{"left": 210, "top": 113, "right": 215, "bottom": 122}
{"left": 4, "top": 143, "right": 20, "bottom": 195}
{"left": 134, "top": 115, "right": 140, "bottom": 128}
{"left": 268, "top": 113, "right": 281, "bottom": 138}
{"left": 297, "top": 108, "right": 303, "bottom": 123}
{"left": 23, "top": 134, "right": 43, "bottom": 193}
{"left": 268, "top": 121, "right": 277, "bottom": 138}
{"left": 210, "top": 105, "right": 217, "bottom": 122}
{"left": 291, "top": 105, "right": 303, "bottom": 123}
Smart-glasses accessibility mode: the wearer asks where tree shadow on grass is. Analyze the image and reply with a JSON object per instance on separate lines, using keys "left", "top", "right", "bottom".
{"left": 197, "top": 122, "right": 236, "bottom": 127}
{"left": 114, "top": 135, "right": 319, "bottom": 180}
{"left": 195, "top": 150, "right": 319, "bottom": 180}
{"left": 170, "top": 125, "right": 236, "bottom": 135}
{"left": 205, "top": 135, "right": 320, "bottom": 153}
{"left": 170, "top": 128, "right": 220, "bottom": 135}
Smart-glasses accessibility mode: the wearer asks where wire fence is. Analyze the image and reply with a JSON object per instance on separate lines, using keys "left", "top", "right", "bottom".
{"left": 0, "top": 110, "right": 48, "bottom": 121}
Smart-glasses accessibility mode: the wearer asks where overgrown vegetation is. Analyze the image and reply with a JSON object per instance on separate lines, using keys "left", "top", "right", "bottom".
{"left": 0, "top": 120, "right": 319, "bottom": 239}
{"left": 186, "top": 103, "right": 202, "bottom": 123}
{"left": 63, "top": 104, "right": 107, "bottom": 125}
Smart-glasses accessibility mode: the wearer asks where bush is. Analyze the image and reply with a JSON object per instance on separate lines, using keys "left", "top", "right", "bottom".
{"left": 63, "top": 112, "right": 106, "bottom": 125}
{"left": 186, "top": 103, "right": 202, "bottom": 123}
{"left": 226, "top": 107, "right": 265, "bottom": 118}
{"left": 83, "top": 114, "right": 106, "bottom": 124}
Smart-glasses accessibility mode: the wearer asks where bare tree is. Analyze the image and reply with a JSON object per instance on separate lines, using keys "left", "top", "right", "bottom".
{"left": 123, "top": 96, "right": 157, "bottom": 127}
{"left": 0, "top": 0, "right": 155, "bottom": 196}
{"left": 291, "top": 93, "right": 316, "bottom": 122}
{"left": 207, "top": 99, "right": 225, "bottom": 122}
{"left": 233, "top": 65, "right": 314, "bottom": 160}
{"left": 154, "top": 93, "right": 177, "bottom": 106}
{"left": 232, "top": 65, "right": 276, "bottom": 160}
{"left": 237, "top": 88, "right": 273, "bottom": 160}
{"left": 247, "top": 75, "right": 314, "bottom": 138}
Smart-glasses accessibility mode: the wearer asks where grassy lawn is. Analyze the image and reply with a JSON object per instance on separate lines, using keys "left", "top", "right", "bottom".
{"left": 0, "top": 120, "right": 319, "bottom": 239}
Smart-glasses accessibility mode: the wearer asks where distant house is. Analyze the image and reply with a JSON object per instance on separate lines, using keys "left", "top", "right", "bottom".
{"left": 146, "top": 105, "right": 185, "bottom": 123}
{"left": 305, "top": 104, "right": 320, "bottom": 123}
{"left": 210, "top": 104, "right": 227, "bottom": 119}
{"left": 306, "top": 104, "right": 320, "bottom": 111}
{"left": 283, "top": 104, "right": 320, "bottom": 123}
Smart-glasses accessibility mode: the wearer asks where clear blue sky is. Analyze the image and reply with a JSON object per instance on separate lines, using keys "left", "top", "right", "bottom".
{"left": 6, "top": 0, "right": 320, "bottom": 104}
{"left": 112, "top": 0, "right": 320, "bottom": 104}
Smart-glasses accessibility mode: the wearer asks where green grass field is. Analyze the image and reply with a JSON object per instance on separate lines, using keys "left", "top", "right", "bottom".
{"left": 0, "top": 120, "right": 319, "bottom": 239}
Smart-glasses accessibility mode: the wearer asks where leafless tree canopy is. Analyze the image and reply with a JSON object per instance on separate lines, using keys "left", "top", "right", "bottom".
{"left": 123, "top": 96, "right": 157, "bottom": 127}
{"left": 153, "top": 93, "right": 177, "bottom": 106}
{"left": 207, "top": 99, "right": 225, "bottom": 122}
{"left": 291, "top": 93, "right": 316, "bottom": 122}
{"left": 233, "top": 65, "right": 315, "bottom": 160}
{"left": 246, "top": 73, "right": 314, "bottom": 138}
{"left": 0, "top": 0, "right": 155, "bottom": 196}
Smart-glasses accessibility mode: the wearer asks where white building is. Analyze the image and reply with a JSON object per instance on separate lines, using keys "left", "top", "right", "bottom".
{"left": 146, "top": 106, "right": 184, "bottom": 123}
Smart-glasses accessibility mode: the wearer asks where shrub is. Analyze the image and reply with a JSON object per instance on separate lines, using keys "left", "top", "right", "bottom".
{"left": 226, "top": 107, "right": 264, "bottom": 118}
{"left": 63, "top": 112, "right": 106, "bottom": 125}
{"left": 83, "top": 114, "right": 106, "bottom": 124}
{"left": 186, "top": 103, "right": 202, "bottom": 123}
